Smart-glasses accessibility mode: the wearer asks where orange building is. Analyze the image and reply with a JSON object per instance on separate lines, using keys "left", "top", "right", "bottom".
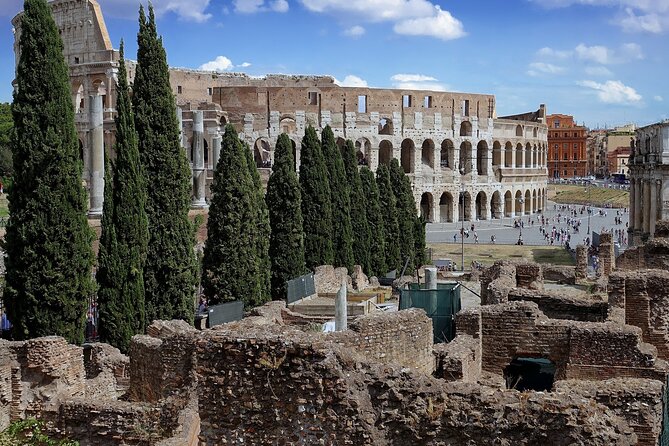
{"left": 546, "top": 114, "right": 588, "bottom": 179}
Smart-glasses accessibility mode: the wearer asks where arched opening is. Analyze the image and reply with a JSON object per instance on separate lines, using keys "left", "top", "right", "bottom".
{"left": 533, "top": 127, "right": 538, "bottom": 138}
{"left": 532, "top": 144, "right": 537, "bottom": 167}
{"left": 460, "top": 121, "right": 472, "bottom": 137}
{"left": 492, "top": 141, "right": 502, "bottom": 167}
{"left": 355, "top": 138, "right": 372, "bottom": 166}
{"left": 379, "top": 140, "right": 393, "bottom": 166}
{"left": 439, "top": 192, "right": 454, "bottom": 223}
{"left": 476, "top": 141, "right": 488, "bottom": 175}
{"left": 280, "top": 116, "right": 296, "bottom": 134}
{"left": 378, "top": 117, "right": 393, "bottom": 135}
{"left": 504, "top": 191, "right": 513, "bottom": 217}
{"left": 525, "top": 143, "right": 532, "bottom": 168}
{"left": 515, "top": 125, "right": 523, "bottom": 137}
{"left": 74, "top": 83, "right": 84, "bottom": 113}
{"left": 459, "top": 191, "right": 471, "bottom": 222}
{"left": 504, "top": 142, "right": 513, "bottom": 167}
{"left": 504, "top": 357, "right": 555, "bottom": 392}
{"left": 491, "top": 191, "right": 502, "bottom": 219}
{"left": 78, "top": 139, "right": 84, "bottom": 161}
{"left": 421, "top": 139, "right": 435, "bottom": 170}
{"left": 515, "top": 143, "right": 523, "bottom": 168}
{"left": 475, "top": 191, "right": 488, "bottom": 220}
{"left": 219, "top": 115, "right": 228, "bottom": 126}
{"left": 336, "top": 137, "right": 346, "bottom": 150}
{"left": 401, "top": 138, "right": 415, "bottom": 174}
{"left": 440, "top": 140, "right": 454, "bottom": 169}
{"left": 204, "top": 139, "right": 209, "bottom": 166}
{"left": 459, "top": 141, "right": 472, "bottom": 174}
{"left": 254, "top": 138, "right": 271, "bottom": 168}
{"left": 524, "top": 190, "right": 531, "bottom": 214}
{"left": 532, "top": 189, "right": 538, "bottom": 214}
{"left": 420, "top": 192, "right": 433, "bottom": 222}
{"left": 515, "top": 190, "right": 523, "bottom": 215}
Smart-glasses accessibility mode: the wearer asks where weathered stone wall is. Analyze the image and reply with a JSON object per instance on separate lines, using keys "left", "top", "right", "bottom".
{"left": 480, "top": 261, "right": 516, "bottom": 304}
{"left": 617, "top": 237, "right": 669, "bottom": 271}
{"left": 599, "top": 232, "right": 615, "bottom": 275}
{"left": 507, "top": 288, "right": 608, "bottom": 322}
{"left": 433, "top": 334, "right": 481, "bottom": 382}
{"left": 542, "top": 264, "right": 576, "bottom": 284}
{"left": 575, "top": 244, "right": 588, "bottom": 279}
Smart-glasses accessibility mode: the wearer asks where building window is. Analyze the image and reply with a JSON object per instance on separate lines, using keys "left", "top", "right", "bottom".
{"left": 207, "top": 87, "right": 212, "bottom": 95}
{"left": 554, "top": 144, "right": 558, "bottom": 149}
{"left": 573, "top": 143, "right": 578, "bottom": 149}
{"left": 573, "top": 153, "right": 578, "bottom": 160}
{"left": 564, "top": 132, "right": 569, "bottom": 137}
{"left": 424, "top": 96, "right": 432, "bottom": 108}
{"left": 563, "top": 143, "right": 568, "bottom": 149}
{"left": 462, "top": 100, "right": 470, "bottom": 116}
{"left": 554, "top": 120, "right": 560, "bottom": 128}
{"left": 358, "top": 95, "right": 367, "bottom": 113}
{"left": 574, "top": 132, "right": 578, "bottom": 137}
{"left": 564, "top": 153, "right": 568, "bottom": 160}
{"left": 402, "top": 95, "right": 412, "bottom": 107}
{"left": 308, "top": 92, "right": 318, "bottom": 105}
{"left": 177, "top": 86, "right": 182, "bottom": 94}
{"left": 74, "top": 56, "right": 80, "bottom": 64}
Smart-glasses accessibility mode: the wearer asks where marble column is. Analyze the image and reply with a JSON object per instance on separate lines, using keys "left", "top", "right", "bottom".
{"left": 650, "top": 180, "right": 658, "bottom": 238}
{"left": 88, "top": 94, "right": 104, "bottom": 217}
{"left": 176, "top": 107, "right": 186, "bottom": 152}
{"left": 334, "top": 278, "right": 347, "bottom": 331}
{"left": 634, "top": 179, "right": 642, "bottom": 231}
{"left": 643, "top": 180, "right": 651, "bottom": 235}
{"left": 629, "top": 180, "right": 636, "bottom": 232}
{"left": 191, "top": 110, "right": 208, "bottom": 209}
{"left": 425, "top": 267, "right": 437, "bottom": 290}
{"left": 212, "top": 135, "right": 222, "bottom": 170}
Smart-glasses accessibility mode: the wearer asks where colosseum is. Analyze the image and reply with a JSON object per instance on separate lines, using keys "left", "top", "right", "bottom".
{"left": 12, "top": 0, "right": 549, "bottom": 221}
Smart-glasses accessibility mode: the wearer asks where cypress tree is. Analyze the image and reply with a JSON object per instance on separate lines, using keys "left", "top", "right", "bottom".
{"left": 389, "top": 159, "right": 416, "bottom": 272}
{"left": 243, "top": 142, "right": 271, "bottom": 302}
{"left": 376, "top": 165, "right": 401, "bottom": 272}
{"left": 133, "top": 5, "right": 197, "bottom": 324}
{"left": 266, "top": 133, "right": 306, "bottom": 299}
{"left": 300, "top": 125, "right": 334, "bottom": 269}
{"left": 4, "top": 0, "right": 94, "bottom": 343}
{"left": 414, "top": 215, "right": 427, "bottom": 269}
{"left": 341, "top": 140, "right": 371, "bottom": 274}
{"left": 96, "top": 43, "right": 148, "bottom": 352}
{"left": 321, "top": 127, "right": 354, "bottom": 271}
{"left": 202, "top": 125, "right": 264, "bottom": 307}
{"left": 359, "top": 167, "right": 386, "bottom": 277}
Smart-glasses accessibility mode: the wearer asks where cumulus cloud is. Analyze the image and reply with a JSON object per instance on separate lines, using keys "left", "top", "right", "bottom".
{"left": 655, "top": 95, "right": 664, "bottom": 102}
{"left": 526, "top": 62, "right": 566, "bottom": 76}
{"left": 391, "top": 73, "right": 448, "bottom": 91}
{"left": 234, "top": 0, "right": 289, "bottom": 13}
{"left": 536, "top": 43, "right": 643, "bottom": 65}
{"left": 96, "top": 0, "right": 212, "bottom": 22}
{"left": 343, "top": 25, "right": 365, "bottom": 37}
{"left": 584, "top": 66, "right": 613, "bottom": 76}
{"left": 536, "top": 47, "right": 572, "bottom": 59}
{"left": 335, "top": 75, "right": 368, "bottom": 87}
{"left": 198, "top": 56, "right": 251, "bottom": 72}
{"left": 299, "top": 0, "right": 465, "bottom": 40}
{"left": 577, "top": 79, "right": 642, "bottom": 104}
{"left": 575, "top": 44, "right": 611, "bottom": 64}
{"left": 391, "top": 74, "right": 438, "bottom": 82}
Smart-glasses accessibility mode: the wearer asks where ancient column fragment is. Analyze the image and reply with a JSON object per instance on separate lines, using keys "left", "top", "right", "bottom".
{"left": 176, "top": 106, "right": 185, "bottom": 151}
{"left": 575, "top": 245, "right": 587, "bottom": 280}
{"left": 425, "top": 267, "right": 437, "bottom": 290}
{"left": 212, "top": 135, "right": 221, "bottom": 170}
{"left": 191, "top": 110, "right": 207, "bottom": 209}
{"left": 650, "top": 181, "right": 658, "bottom": 238}
{"left": 88, "top": 94, "right": 104, "bottom": 217}
{"left": 335, "top": 278, "right": 347, "bottom": 331}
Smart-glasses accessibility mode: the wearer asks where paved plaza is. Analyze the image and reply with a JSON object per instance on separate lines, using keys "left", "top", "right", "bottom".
{"left": 427, "top": 199, "right": 629, "bottom": 247}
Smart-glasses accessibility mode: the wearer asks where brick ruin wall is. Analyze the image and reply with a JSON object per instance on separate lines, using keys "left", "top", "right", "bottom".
{"left": 599, "top": 232, "right": 616, "bottom": 275}
{"left": 508, "top": 288, "right": 608, "bottom": 322}
{"left": 575, "top": 244, "right": 588, "bottom": 279}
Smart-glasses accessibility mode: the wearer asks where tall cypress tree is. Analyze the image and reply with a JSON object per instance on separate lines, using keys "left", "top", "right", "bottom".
{"left": 359, "top": 167, "right": 386, "bottom": 277}
{"left": 202, "top": 125, "right": 264, "bottom": 307}
{"left": 389, "top": 159, "right": 416, "bottom": 272}
{"left": 133, "top": 5, "right": 197, "bottom": 325}
{"left": 243, "top": 142, "right": 271, "bottom": 302}
{"left": 266, "top": 133, "right": 306, "bottom": 299}
{"left": 376, "top": 164, "right": 401, "bottom": 272}
{"left": 321, "top": 127, "right": 354, "bottom": 271}
{"left": 97, "top": 43, "right": 148, "bottom": 352}
{"left": 300, "top": 125, "right": 334, "bottom": 269}
{"left": 414, "top": 215, "right": 427, "bottom": 269}
{"left": 341, "top": 140, "right": 371, "bottom": 274}
{"left": 4, "top": 0, "right": 94, "bottom": 343}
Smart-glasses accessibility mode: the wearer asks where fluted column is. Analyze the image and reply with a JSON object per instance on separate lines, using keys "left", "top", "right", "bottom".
{"left": 634, "top": 179, "right": 642, "bottom": 231}
{"left": 643, "top": 180, "right": 651, "bottom": 235}
{"left": 629, "top": 180, "right": 636, "bottom": 232}
{"left": 212, "top": 135, "right": 222, "bottom": 170}
{"left": 191, "top": 110, "right": 208, "bottom": 209}
{"left": 650, "top": 180, "right": 658, "bottom": 238}
{"left": 88, "top": 94, "right": 104, "bottom": 217}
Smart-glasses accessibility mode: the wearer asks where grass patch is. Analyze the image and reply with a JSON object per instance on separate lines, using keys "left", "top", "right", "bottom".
{"left": 0, "top": 194, "right": 7, "bottom": 218}
{"left": 548, "top": 184, "right": 628, "bottom": 208}
{"left": 429, "top": 243, "right": 575, "bottom": 267}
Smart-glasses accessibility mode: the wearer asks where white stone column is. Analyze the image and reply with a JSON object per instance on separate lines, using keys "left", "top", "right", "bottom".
{"left": 650, "top": 180, "right": 658, "bottom": 238}
{"left": 88, "top": 94, "right": 104, "bottom": 217}
{"left": 643, "top": 181, "right": 651, "bottom": 235}
{"left": 634, "top": 179, "right": 642, "bottom": 231}
{"left": 335, "top": 278, "right": 347, "bottom": 331}
{"left": 425, "top": 267, "right": 437, "bottom": 290}
{"left": 176, "top": 107, "right": 185, "bottom": 150}
{"left": 212, "top": 135, "right": 222, "bottom": 170}
{"left": 191, "top": 110, "right": 208, "bottom": 209}
{"left": 629, "top": 180, "right": 636, "bottom": 232}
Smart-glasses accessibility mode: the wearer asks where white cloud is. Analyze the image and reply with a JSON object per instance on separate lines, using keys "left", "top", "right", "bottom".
{"left": 391, "top": 73, "right": 448, "bottom": 91}
{"left": 335, "top": 75, "right": 368, "bottom": 87}
{"left": 575, "top": 43, "right": 611, "bottom": 64}
{"left": 234, "top": 0, "right": 289, "bottom": 13}
{"left": 620, "top": 8, "right": 663, "bottom": 33}
{"left": 393, "top": 7, "right": 466, "bottom": 40}
{"left": 577, "top": 79, "right": 642, "bottom": 104}
{"left": 536, "top": 43, "right": 643, "bottom": 65}
{"left": 391, "top": 74, "right": 438, "bottom": 82}
{"left": 526, "top": 62, "right": 566, "bottom": 76}
{"left": 655, "top": 95, "right": 664, "bottom": 102}
{"left": 584, "top": 66, "right": 613, "bottom": 76}
{"left": 198, "top": 56, "right": 252, "bottom": 72}
{"left": 536, "top": 47, "right": 572, "bottom": 59}
{"left": 97, "top": 0, "right": 212, "bottom": 22}
{"left": 299, "top": 0, "right": 465, "bottom": 40}
{"left": 343, "top": 25, "right": 365, "bottom": 37}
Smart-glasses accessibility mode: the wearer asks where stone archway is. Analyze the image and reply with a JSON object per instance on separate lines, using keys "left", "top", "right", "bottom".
{"left": 401, "top": 139, "right": 415, "bottom": 173}
{"left": 524, "top": 190, "right": 531, "bottom": 214}
{"left": 421, "top": 139, "right": 435, "bottom": 170}
{"left": 441, "top": 140, "right": 454, "bottom": 169}
{"left": 492, "top": 141, "right": 502, "bottom": 167}
{"left": 460, "top": 192, "right": 472, "bottom": 221}
{"left": 476, "top": 141, "right": 488, "bottom": 175}
{"left": 515, "top": 190, "right": 523, "bottom": 215}
{"left": 254, "top": 138, "right": 271, "bottom": 168}
{"left": 459, "top": 141, "right": 472, "bottom": 174}
{"left": 420, "top": 192, "right": 434, "bottom": 223}
{"left": 475, "top": 191, "right": 488, "bottom": 220}
{"left": 491, "top": 191, "right": 502, "bottom": 219}
{"left": 516, "top": 144, "right": 523, "bottom": 168}
{"left": 379, "top": 140, "right": 393, "bottom": 166}
{"left": 504, "top": 142, "right": 513, "bottom": 167}
{"left": 504, "top": 191, "right": 513, "bottom": 217}
{"left": 440, "top": 192, "right": 454, "bottom": 222}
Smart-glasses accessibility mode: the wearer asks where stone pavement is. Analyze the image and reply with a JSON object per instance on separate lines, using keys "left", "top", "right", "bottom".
{"left": 427, "top": 200, "right": 629, "bottom": 247}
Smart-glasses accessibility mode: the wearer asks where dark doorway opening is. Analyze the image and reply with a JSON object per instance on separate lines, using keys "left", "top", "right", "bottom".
{"left": 504, "top": 357, "right": 555, "bottom": 392}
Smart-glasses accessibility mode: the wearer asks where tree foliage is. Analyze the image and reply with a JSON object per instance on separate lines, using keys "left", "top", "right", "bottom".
{"left": 389, "top": 159, "right": 416, "bottom": 272}
{"left": 0, "top": 103, "right": 13, "bottom": 178}
{"left": 375, "top": 164, "right": 401, "bottom": 272}
{"left": 414, "top": 215, "right": 427, "bottom": 269}
{"left": 3, "top": 0, "right": 94, "bottom": 344}
{"left": 341, "top": 140, "right": 371, "bottom": 274}
{"left": 321, "top": 127, "right": 354, "bottom": 271}
{"left": 266, "top": 133, "right": 306, "bottom": 299}
{"left": 299, "top": 126, "right": 334, "bottom": 269}
{"left": 359, "top": 167, "right": 386, "bottom": 277}
{"left": 0, "top": 418, "right": 78, "bottom": 446}
{"left": 96, "top": 44, "right": 148, "bottom": 352}
{"left": 202, "top": 125, "right": 267, "bottom": 307}
{"left": 133, "top": 5, "right": 197, "bottom": 325}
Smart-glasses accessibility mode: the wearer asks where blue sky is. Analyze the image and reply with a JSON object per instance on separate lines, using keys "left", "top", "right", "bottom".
{"left": 1, "top": 0, "right": 667, "bottom": 128}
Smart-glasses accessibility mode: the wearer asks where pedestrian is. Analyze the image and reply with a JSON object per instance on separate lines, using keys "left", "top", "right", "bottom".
{"left": 453, "top": 233, "right": 457, "bottom": 243}
{"left": 491, "top": 234, "right": 496, "bottom": 244}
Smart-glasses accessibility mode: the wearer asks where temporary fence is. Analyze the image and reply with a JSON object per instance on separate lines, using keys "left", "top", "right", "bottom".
{"left": 399, "top": 282, "right": 461, "bottom": 343}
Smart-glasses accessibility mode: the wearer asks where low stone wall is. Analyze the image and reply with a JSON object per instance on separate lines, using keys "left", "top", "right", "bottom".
{"left": 542, "top": 264, "right": 576, "bottom": 284}
{"left": 507, "top": 288, "right": 608, "bottom": 322}
{"left": 616, "top": 238, "right": 669, "bottom": 271}
{"left": 433, "top": 335, "right": 481, "bottom": 382}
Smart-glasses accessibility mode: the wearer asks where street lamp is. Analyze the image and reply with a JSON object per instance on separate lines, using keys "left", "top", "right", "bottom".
{"left": 517, "top": 197, "right": 525, "bottom": 244}
{"left": 460, "top": 168, "right": 465, "bottom": 272}
{"left": 586, "top": 183, "right": 591, "bottom": 234}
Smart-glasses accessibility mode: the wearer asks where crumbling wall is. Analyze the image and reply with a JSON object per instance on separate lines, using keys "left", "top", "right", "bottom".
{"left": 0, "top": 341, "right": 16, "bottom": 430}
{"left": 543, "top": 264, "right": 576, "bottom": 284}
{"left": 507, "top": 288, "right": 608, "bottom": 322}
{"left": 555, "top": 378, "right": 664, "bottom": 446}
{"left": 83, "top": 343, "right": 129, "bottom": 400}
{"left": 195, "top": 325, "right": 638, "bottom": 445}
{"left": 617, "top": 225, "right": 669, "bottom": 271}
{"left": 433, "top": 334, "right": 481, "bottom": 382}
{"left": 575, "top": 245, "right": 588, "bottom": 279}
{"left": 480, "top": 261, "right": 516, "bottom": 304}
{"left": 515, "top": 263, "right": 543, "bottom": 289}
{"left": 599, "top": 232, "right": 615, "bottom": 275}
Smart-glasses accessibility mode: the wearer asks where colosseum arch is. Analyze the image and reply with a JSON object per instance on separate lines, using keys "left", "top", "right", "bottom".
{"left": 476, "top": 141, "right": 488, "bottom": 175}
{"left": 280, "top": 116, "right": 296, "bottom": 134}
{"left": 439, "top": 192, "right": 454, "bottom": 222}
{"left": 525, "top": 190, "right": 532, "bottom": 214}
{"left": 378, "top": 117, "right": 393, "bottom": 135}
{"left": 459, "top": 141, "right": 472, "bottom": 174}
{"left": 504, "top": 191, "right": 513, "bottom": 217}
{"left": 421, "top": 139, "right": 435, "bottom": 170}
{"left": 379, "top": 140, "right": 393, "bottom": 166}
{"left": 459, "top": 191, "right": 472, "bottom": 221}
{"left": 73, "top": 82, "right": 84, "bottom": 113}
{"left": 504, "top": 142, "right": 513, "bottom": 167}
{"left": 532, "top": 144, "right": 538, "bottom": 167}
{"left": 491, "top": 191, "right": 502, "bottom": 219}
{"left": 515, "top": 125, "right": 523, "bottom": 137}
{"left": 401, "top": 139, "right": 415, "bottom": 173}
{"left": 254, "top": 138, "right": 271, "bottom": 168}
{"left": 515, "top": 190, "right": 523, "bottom": 215}
{"left": 440, "top": 139, "right": 454, "bottom": 169}
{"left": 492, "top": 141, "right": 502, "bottom": 167}
{"left": 460, "top": 121, "right": 472, "bottom": 137}
{"left": 515, "top": 143, "right": 523, "bottom": 168}
{"left": 219, "top": 115, "right": 228, "bottom": 126}
{"left": 336, "top": 137, "right": 346, "bottom": 149}
{"left": 355, "top": 138, "right": 371, "bottom": 166}
{"left": 532, "top": 189, "right": 538, "bottom": 213}
{"left": 525, "top": 143, "right": 532, "bottom": 168}
{"left": 420, "top": 192, "right": 434, "bottom": 222}
{"left": 475, "top": 191, "right": 488, "bottom": 220}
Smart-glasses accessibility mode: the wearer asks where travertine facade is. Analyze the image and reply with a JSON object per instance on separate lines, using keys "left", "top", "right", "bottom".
{"left": 13, "top": 0, "right": 548, "bottom": 220}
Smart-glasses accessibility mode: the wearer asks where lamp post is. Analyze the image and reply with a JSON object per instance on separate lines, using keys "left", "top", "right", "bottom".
{"left": 460, "top": 168, "right": 465, "bottom": 272}
{"left": 517, "top": 197, "right": 525, "bottom": 244}
{"left": 586, "top": 183, "right": 591, "bottom": 234}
